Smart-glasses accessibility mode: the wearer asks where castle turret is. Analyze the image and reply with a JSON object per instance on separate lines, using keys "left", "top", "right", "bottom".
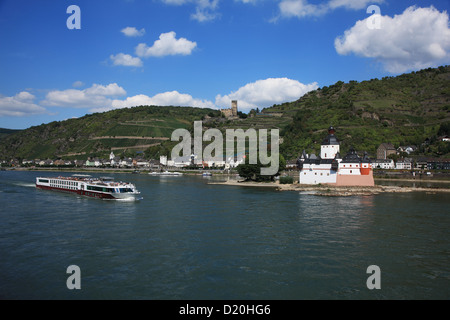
{"left": 231, "top": 100, "right": 238, "bottom": 117}
{"left": 320, "top": 126, "right": 340, "bottom": 159}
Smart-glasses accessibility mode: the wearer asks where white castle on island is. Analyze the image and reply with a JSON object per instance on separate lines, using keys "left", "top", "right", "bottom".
{"left": 297, "top": 126, "right": 375, "bottom": 186}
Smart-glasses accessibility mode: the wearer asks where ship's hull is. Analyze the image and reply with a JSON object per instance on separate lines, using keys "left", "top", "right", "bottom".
{"left": 35, "top": 184, "right": 138, "bottom": 199}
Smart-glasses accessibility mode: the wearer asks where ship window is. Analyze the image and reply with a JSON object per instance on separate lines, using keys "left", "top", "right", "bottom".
{"left": 39, "top": 179, "right": 49, "bottom": 183}
{"left": 350, "top": 170, "right": 352, "bottom": 173}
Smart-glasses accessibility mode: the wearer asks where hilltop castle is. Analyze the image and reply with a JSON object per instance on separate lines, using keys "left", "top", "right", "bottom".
{"left": 221, "top": 100, "right": 238, "bottom": 118}
{"left": 297, "top": 127, "right": 375, "bottom": 186}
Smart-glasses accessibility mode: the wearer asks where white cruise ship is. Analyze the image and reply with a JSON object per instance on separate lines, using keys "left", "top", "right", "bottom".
{"left": 35, "top": 174, "right": 141, "bottom": 200}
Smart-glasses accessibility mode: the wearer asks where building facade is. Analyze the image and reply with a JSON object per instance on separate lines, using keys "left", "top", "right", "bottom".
{"left": 373, "top": 159, "right": 395, "bottom": 169}
{"left": 377, "top": 143, "right": 397, "bottom": 159}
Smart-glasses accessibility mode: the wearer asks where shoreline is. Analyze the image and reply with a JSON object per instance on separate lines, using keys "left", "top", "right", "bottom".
{"left": 5, "top": 167, "right": 450, "bottom": 181}
{"left": 1, "top": 167, "right": 228, "bottom": 175}
{"left": 3, "top": 168, "right": 450, "bottom": 196}
{"left": 373, "top": 177, "right": 450, "bottom": 183}
{"left": 208, "top": 180, "right": 450, "bottom": 196}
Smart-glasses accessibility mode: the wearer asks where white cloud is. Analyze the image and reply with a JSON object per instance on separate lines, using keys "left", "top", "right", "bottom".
{"left": 328, "top": 0, "right": 382, "bottom": 10}
{"left": 110, "top": 53, "right": 143, "bottom": 67}
{"left": 112, "top": 91, "right": 214, "bottom": 109}
{"left": 0, "top": 91, "right": 48, "bottom": 117}
{"left": 121, "top": 26, "right": 145, "bottom": 37}
{"left": 88, "top": 91, "right": 215, "bottom": 113}
{"left": 191, "top": 7, "right": 217, "bottom": 22}
{"left": 48, "top": 78, "right": 318, "bottom": 114}
{"left": 190, "top": 0, "right": 219, "bottom": 22}
{"left": 236, "top": 0, "right": 260, "bottom": 4}
{"left": 334, "top": 6, "right": 450, "bottom": 73}
{"left": 275, "top": 0, "right": 383, "bottom": 20}
{"left": 161, "top": 0, "right": 220, "bottom": 22}
{"left": 162, "top": 0, "right": 187, "bottom": 4}
{"left": 72, "top": 81, "right": 84, "bottom": 88}
{"left": 2, "top": 77, "right": 320, "bottom": 118}
{"left": 42, "top": 83, "right": 127, "bottom": 109}
{"left": 85, "top": 83, "right": 127, "bottom": 96}
{"left": 278, "top": 0, "right": 327, "bottom": 19}
{"left": 135, "top": 31, "right": 197, "bottom": 58}
{"left": 215, "top": 78, "right": 319, "bottom": 111}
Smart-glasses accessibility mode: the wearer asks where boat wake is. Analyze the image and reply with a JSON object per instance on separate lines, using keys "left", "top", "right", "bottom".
{"left": 104, "top": 197, "right": 143, "bottom": 202}
{"left": 12, "top": 182, "right": 36, "bottom": 188}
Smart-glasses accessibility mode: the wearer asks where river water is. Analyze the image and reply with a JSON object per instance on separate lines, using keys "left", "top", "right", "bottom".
{"left": 0, "top": 170, "right": 449, "bottom": 299}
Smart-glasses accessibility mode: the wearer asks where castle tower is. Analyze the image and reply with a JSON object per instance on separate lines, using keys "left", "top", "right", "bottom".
{"left": 320, "top": 126, "right": 340, "bottom": 159}
{"left": 231, "top": 100, "right": 238, "bottom": 117}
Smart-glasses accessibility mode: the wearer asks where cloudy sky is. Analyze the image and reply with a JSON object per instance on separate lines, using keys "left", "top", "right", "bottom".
{"left": 0, "top": 0, "right": 449, "bottom": 129}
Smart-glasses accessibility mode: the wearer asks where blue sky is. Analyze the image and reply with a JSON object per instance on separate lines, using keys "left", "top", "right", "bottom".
{"left": 0, "top": 0, "right": 449, "bottom": 129}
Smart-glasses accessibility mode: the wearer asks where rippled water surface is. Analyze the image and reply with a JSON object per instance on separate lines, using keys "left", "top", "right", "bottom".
{"left": 0, "top": 171, "right": 449, "bottom": 299}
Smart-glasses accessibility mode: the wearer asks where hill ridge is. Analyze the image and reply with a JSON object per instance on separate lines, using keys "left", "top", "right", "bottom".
{"left": 0, "top": 66, "right": 449, "bottom": 161}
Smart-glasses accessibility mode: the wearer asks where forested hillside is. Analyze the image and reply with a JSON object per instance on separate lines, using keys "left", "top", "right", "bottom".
{"left": 269, "top": 66, "right": 450, "bottom": 159}
{"left": 0, "top": 106, "right": 219, "bottom": 160}
{"left": 1, "top": 66, "right": 449, "bottom": 162}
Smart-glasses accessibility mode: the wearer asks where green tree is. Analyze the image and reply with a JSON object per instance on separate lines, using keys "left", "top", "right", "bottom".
{"left": 236, "top": 162, "right": 260, "bottom": 181}
{"left": 236, "top": 153, "right": 285, "bottom": 182}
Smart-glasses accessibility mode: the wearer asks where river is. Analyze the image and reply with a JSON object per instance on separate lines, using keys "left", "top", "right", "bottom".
{"left": 0, "top": 170, "right": 449, "bottom": 299}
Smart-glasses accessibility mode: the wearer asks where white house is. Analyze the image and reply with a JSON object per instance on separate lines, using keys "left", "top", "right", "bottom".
{"left": 395, "top": 160, "right": 412, "bottom": 170}
{"left": 373, "top": 159, "right": 395, "bottom": 169}
{"left": 398, "top": 146, "right": 417, "bottom": 154}
{"left": 135, "top": 159, "right": 149, "bottom": 167}
{"left": 172, "top": 155, "right": 193, "bottom": 167}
